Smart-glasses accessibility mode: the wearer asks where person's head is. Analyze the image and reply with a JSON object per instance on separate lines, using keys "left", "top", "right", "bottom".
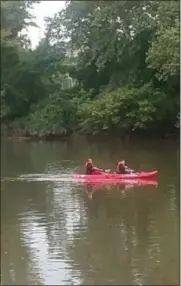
{"left": 87, "top": 158, "right": 93, "bottom": 164}
{"left": 85, "top": 158, "right": 93, "bottom": 168}
{"left": 117, "top": 160, "right": 125, "bottom": 165}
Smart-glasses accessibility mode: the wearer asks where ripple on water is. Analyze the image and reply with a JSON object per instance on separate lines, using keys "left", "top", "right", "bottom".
{"left": 18, "top": 208, "right": 82, "bottom": 285}
{"left": 1, "top": 138, "right": 179, "bottom": 285}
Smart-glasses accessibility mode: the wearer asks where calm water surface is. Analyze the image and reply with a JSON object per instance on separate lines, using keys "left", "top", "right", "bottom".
{"left": 1, "top": 136, "right": 180, "bottom": 285}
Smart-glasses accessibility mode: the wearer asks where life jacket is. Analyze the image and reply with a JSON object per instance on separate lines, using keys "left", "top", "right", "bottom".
{"left": 85, "top": 161, "right": 102, "bottom": 175}
{"left": 85, "top": 161, "right": 94, "bottom": 174}
{"left": 91, "top": 168, "right": 102, "bottom": 175}
{"left": 116, "top": 161, "right": 125, "bottom": 174}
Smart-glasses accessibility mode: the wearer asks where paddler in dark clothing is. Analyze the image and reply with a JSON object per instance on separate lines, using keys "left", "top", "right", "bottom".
{"left": 116, "top": 160, "right": 134, "bottom": 174}
{"left": 85, "top": 159, "right": 103, "bottom": 175}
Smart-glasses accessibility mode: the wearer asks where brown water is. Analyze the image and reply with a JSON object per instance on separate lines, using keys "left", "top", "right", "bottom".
{"left": 1, "top": 136, "right": 180, "bottom": 285}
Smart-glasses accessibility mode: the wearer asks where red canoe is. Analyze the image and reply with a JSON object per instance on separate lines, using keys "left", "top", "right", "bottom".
{"left": 72, "top": 170, "right": 158, "bottom": 182}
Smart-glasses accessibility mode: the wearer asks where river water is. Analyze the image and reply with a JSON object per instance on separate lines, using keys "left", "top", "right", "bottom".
{"left": 1, "top": 136, "right": 180, "bottom": 285}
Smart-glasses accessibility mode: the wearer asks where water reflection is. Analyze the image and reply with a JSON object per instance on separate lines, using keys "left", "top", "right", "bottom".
{"left": 20, "top": 210, "right": 81, "bottom": 285}
{"left": 1, "top": 138, "right": 179, "bottom": 285}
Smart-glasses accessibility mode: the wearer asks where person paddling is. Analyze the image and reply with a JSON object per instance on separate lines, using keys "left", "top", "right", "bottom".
{"left": 85, "top": 159, "right": 103, "bottom": 175}
{"left": 116, "top": 160, "right": 134, "bottom": 174}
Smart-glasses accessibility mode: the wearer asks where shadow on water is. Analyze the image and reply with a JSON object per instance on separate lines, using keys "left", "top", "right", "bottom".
{"left": 1, "top": 137, "right": 179, "bottom": 285}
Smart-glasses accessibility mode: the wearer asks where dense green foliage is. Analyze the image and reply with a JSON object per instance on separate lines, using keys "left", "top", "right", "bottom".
{"left": 1, "top": 0, "right": 180, "bottom": 137}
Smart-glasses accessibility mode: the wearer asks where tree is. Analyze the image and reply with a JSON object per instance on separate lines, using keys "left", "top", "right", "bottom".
{"left": 146, "top": 1, "right": 179, "bottom": 81}
{"left": 1, "top": 1, "right": 40, "bottom": 123}
{"left": 1, "top": 0, "right": 179, "bottom": 136}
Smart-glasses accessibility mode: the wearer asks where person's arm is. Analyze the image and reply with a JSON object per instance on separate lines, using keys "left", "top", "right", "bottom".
{"left": 125, "top": 166, "right": 134, "bottom": 173}
{"left": 94, "top": 167, "right": 103, "bottom": 171}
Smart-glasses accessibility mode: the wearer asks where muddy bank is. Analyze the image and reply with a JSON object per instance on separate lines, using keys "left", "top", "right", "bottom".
{"left": 4, "top": 130, "right": 73, "bottom": 141}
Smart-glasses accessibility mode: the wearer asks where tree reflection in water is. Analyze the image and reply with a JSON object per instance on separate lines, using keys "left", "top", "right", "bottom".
{"left": 1, "top": 138, "right": 179, "bottom": 285}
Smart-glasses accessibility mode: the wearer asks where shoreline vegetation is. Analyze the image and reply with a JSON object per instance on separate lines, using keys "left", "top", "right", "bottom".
{"left": 3, "top": 129, "right": 179, "bottom": 141}
{"left": 1, "top": 1, "right": 180, "bottom": 141}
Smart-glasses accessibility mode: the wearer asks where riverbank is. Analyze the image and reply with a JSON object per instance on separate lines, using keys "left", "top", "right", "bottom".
{"left": 3, "top": 128, "right": 179, "bottom": 141}
{"left": 4, "top": 130, "right": 72, "bottom": 141}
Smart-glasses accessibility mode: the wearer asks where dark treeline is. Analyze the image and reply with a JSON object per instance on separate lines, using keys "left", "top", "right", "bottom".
{"left": 1, "top": 1, "right": 180, "bottom": 138}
